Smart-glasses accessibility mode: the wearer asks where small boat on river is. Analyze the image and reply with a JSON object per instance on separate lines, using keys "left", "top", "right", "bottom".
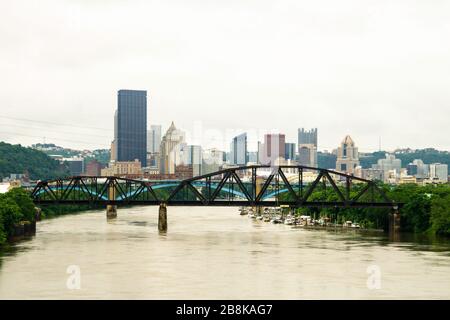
{"left": 239, "top": 207, "right": 248, "bottom": 215}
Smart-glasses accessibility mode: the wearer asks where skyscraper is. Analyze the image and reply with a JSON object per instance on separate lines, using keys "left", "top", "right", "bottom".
{"left": 407, "top": 159, "right": 429, "bottom": 179}
{"left": 116, "top": 89, "right": 147, "bottom": 166}
{"left": 284, "top": 143, "right": 296, "bottom": 161}
{"left": 298, "top": 128, "right": 318, "bottom": 168}
{"left": 202, "top": 148, "right": 225, "bottom": 175}
{"left": 230, "top": 133, "right": 248, "bottom": 165}
{"left": 298, "top": 128, "right": 318, "bottom": 146}
{"left": 260, "top": 134, "right": 285, "bottom": 165}
{"left": 430, "top": 163, "right": 448, "bottom": 182}
{"left": 147, "top": 124, "right": 161, "bottom": 167}
{"left": 147, "top": 125, "right": 162, "bottom": 153}
{"left": 335, "top": 135, "right": 359, "bottom": 174}
{"left": 159, "top": 122, "right": 185, "bottom": 174}
{"left": 371, "top": 154, "right": 402, "bottom": 182}
{"left": 182, "top": 145, "right": 202, "bottom": 177}
{"left": 298, "top": 144, "right": 317, "bottom": 167}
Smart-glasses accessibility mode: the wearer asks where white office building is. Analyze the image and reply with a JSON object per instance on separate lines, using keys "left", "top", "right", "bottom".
{"left": 430, "top": 163, "right": 448, "bottom": 182}
{"left": 372, "top": 154, "right": 401, "bottom": 182}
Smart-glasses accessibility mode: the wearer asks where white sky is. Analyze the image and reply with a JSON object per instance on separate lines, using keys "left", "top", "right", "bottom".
{"left": 0, "top": 0, "right": 449, "bottom": 152}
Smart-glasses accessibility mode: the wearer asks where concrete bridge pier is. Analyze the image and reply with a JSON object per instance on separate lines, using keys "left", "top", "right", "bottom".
{"left": 106, "top": 204, "right": 117, "bottom": 219}
{"left": 158, "top": 203, "right": 168, "bottom": 232}
{"left": 106, "top": 182, "right": 117, "bottom": 219}
{"left": 389, "top": 207, "right": 401, "bottom": 241}
{"left": 255, "top": 176, "right": 264, "bottom": 214}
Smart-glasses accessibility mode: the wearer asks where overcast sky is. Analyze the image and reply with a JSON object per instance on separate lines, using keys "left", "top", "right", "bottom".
{"left": 1, "top": 0, "right": 449, "bottom": 152}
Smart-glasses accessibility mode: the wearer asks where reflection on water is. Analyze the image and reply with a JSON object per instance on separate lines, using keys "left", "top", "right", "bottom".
{"left": 0, "top": 206, "right": 449, "bottom": 299}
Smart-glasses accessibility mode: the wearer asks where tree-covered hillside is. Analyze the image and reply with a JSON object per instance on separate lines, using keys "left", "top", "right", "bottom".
{"left": 32, "top": 143, "right": 110, "bottom": 165}
{"left": 83, "top": 149, "right": 110, "bottom": 165}
{"left": 319, "top": 149, "right": 450, "bottom": 169}
{"left": 360, "top": 149, "right": 450, "bottom": 168}
{"left": 0, "top": 142, "right": 69, "bottom": 180}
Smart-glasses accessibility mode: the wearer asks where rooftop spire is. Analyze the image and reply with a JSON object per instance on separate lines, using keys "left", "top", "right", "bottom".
{"left": 342, "top": 135, "right": 354, "bottom": 145}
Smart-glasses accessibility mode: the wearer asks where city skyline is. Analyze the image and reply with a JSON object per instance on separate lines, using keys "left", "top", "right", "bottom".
{"left": 1, "top": 1, "right": 450, "bottom": 151}
{"left": 1, "top": 0, "right": 450, "bottom": 304}
{"left": 1, "top": 115, "right": 449, "bottom": 155}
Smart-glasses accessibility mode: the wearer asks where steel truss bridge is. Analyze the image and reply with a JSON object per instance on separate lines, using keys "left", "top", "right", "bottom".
{"left": 30, "top": 165, "right": 399, "bottom": 209}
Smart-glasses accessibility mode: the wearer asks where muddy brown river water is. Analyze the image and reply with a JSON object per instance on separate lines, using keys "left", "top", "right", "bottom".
{"left": 0, "top": 206, "right": 449, "bottom": 299}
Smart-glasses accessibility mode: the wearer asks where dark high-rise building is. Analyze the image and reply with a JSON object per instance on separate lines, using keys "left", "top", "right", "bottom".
{"left": 230, "top": 133, "right": 247, "bottom": 165}
{"left": 116, "top": 89, "right": 147, "bottom": 166}
{"left": 285, "top": 143, "right": 296, "bottom": 160}
{"left": 407, "top": 163, "right": 418, "bottom": 176}
{"left": 298, "top": 128, "right": 318, "bottom": 146}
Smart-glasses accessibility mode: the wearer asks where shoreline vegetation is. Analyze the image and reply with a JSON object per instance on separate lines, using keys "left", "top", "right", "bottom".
{"left": 0, "top": 183, "right": 449, "bottom": 247}
{"left": 0, "top": 188, "right": 97, "bottom": 246}
{"left": 288, "top": 183, "right": 450, "bottom": 236}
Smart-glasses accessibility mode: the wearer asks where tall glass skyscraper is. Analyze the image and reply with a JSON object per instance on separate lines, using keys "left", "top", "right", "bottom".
{"left": 230, "top": 133, "right": 247, "bottom": 165}
{"left": 284, "top": 143, "right": 296, "bottom": 160}
{"left": 116, "top": 89, "right": 147, "bottom": 166}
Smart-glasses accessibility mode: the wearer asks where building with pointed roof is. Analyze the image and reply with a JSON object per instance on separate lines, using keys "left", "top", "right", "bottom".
{"left": 159, "top": 122, "right": 186, "bottom": 174}
{"left": 335, "top": 135, "right": 359, "bottom": 175}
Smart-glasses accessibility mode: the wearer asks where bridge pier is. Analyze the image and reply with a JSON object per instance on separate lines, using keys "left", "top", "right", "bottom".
{"left": 255, "top": 177, "right": 264, "bottom": 215}
{"left": 389, "top": 207, "right": 401, "bottom": 241}
{"left": 106, "top": 205, "right": 117, "bottom": 219}
{"left": 106, "top": 182, "right": 117, "bottom": 219}
{"left": 158, "top": 203, "right": 168, "bottom": 232}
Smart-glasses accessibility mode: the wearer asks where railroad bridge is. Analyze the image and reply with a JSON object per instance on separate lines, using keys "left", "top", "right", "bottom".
{"left": 30, "top": 165, "right": 401, "bottom": 232}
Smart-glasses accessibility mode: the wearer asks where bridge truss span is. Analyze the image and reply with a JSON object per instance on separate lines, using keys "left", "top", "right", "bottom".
{"left": 31, "top": 165, "right": 399, "bottom": 209}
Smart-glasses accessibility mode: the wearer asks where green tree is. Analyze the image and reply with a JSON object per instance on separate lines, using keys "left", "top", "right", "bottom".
{"left": 0, "top": 197, "right": 23, "bottom": 238}
{"left": 430, "top": 193, "right": 450, "bottom": 236}
{"left": 5, "top": 188, "right": 36, "bottom": 222}
{"left": 387, "top": 184, "right": 431, "bottom": 232}
{"left": 0, "top": 213, "right": 6, "bottom": 245}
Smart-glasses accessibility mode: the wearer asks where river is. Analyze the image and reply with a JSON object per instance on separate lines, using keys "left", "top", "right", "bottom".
{"left": 0, "top": 206, "right": 449, "bottom": 299}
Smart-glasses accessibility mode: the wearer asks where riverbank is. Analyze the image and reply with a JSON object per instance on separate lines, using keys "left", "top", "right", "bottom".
{"left": 241, "top": 207, "right": 386, "bottom": 233}
{"left": 7, "top": 220, "right": 37, "bottom": 242}
{"left": 39, "top": 204, "right": 99, "bottom": 219}
{"left": 292, "top": 224, "right": 385, "bottom": 233}
{"left": 277, "top": 183, "right": 450, "bottom": 236}
{"left": 0, "top": 188, "right": 97, "bottom": 246}
{"left": 0, "top": 188, "right": 36, "bottom": 245}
